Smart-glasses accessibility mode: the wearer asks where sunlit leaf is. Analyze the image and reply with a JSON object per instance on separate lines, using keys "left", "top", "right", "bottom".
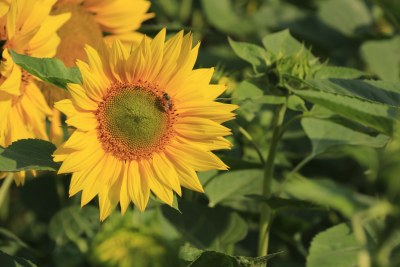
{"left": 228, "top": 38, "right": 267, "bottom": 73}
{"left": 282, "top": 173, "right": 375, "bottom": 217}
{"left": 204, "top": 169, "right": 264, "bottom": 207}
{"left": 301, "top": 117, "right": 390, "bottom": 156}
{"left": 307, "top": 222, "right": 377, "bottom": 267}
{"left": 10, "top": 50, "right": 82, "bottom": 89}
{"left": 262, "top": 29, "right": 310, "bottom": 58}
{"left": 293, "top": 88, "right": 399, "bottom": 135}
{"left": 317, "top": 0, "right": 372, "bottom": 37}
{"left": 361, "top": 36, "right": 400, "bottom": 82}
{"left": 313, "top": 66, "right": 370, "bottom": 80}
{"left": 201, "top": 0, "right": 254, "bottom": 35}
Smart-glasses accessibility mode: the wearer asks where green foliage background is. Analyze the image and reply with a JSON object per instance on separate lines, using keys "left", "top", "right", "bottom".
{"left": 2, "top": 0, "right": 400, "bottom": 266}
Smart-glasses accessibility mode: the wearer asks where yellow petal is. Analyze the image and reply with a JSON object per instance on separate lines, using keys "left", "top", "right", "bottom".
{"left": 139, "top": 160, "right": 173, "bottom": 206}
{"left": 127, "top": 160, "right": 150, "bottom": 212}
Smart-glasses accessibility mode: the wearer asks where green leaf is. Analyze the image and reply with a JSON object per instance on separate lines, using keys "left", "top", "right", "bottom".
{"left": 287, "top": 95, "right": 307, "bottom": 112}
{"left": 262, "top": 29, "right": 308, "bottom": 58}
{"left": 204, "top": 169, "right": 264, "bottom": 207}
{"left": 49, "top": 205, "right": 100, "bottom": 253}
{"left": 306, "top": 78, "right": 400, "bottom": 107}
{"left": 0, "top": 251, "right": 36, "bottom": 267}
{"left": 292, "top": 88, "right": 399, "bottom": 135}
{"left": 10, "top": 50, "right": 82, "bottom": 89}
{"left": 233, "top": 81, "right": 285, "bottom": 104}
{"left": 307, "top": 222, "right": 377, "bottom": 267}
{"left": 361, "top": 36, "right": 400, "bottom": 82}
{"left": 162, "top": 202, "right": 247, "bottom": 252}
{"left": 301, "top": 117, "right": 390, "bottom": 156}
{"left": 228, "top": 38, "right": 267, "bottom": 73}
{"left": 314, "top": 66, "right": 370, "bottom": 80}
{"left": 282, "top": 173, "right": 374, "bottom": 217}
{"left": 0, "top": 139, "right": 59, "bottom": 172}
{"left": 317, "top": 0, "right": 372, "bottom": 37}
{"left": 200, "top": 0, "right": 254, "bottom": 36}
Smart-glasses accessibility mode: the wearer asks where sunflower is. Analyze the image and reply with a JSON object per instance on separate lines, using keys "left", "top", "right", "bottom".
{"left": 44, "top": 0, "right": 153, "bottom": 144}
{"left": 54, "top": 29, "right": 237, "bottom": 220}
{"left": 0, "top": 0, "right": 70, "bottom": 185}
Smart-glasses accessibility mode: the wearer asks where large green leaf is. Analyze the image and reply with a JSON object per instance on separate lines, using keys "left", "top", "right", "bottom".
{"left": 200, "top": 0, "right": 254, "bottom": 36}
{"left": 301, "top": 117, "right": 390, "bottom": 156}
{"left": 307, "top": 222, "right": 377, "bottom": 267}
{"left": 361, "top": 36, "right": 400, "bottom": 82}
{"left": 317, "top": 0, "right": 372, "bottom": 37}
{"left": 0, "top": 139, "right": 59, "bottom": 172}
{"left": 10, "top": 50, "right": 82, "bottom": 89}
{"left": 282, "top": 173, "right": 374, "bottom": 217}
{"left": 162, "top": 201, "right": 247, "bottom": 252}
{"left": 204, "top": 169, "right": 263, "bottom": 207}
{"left": 306, "top": 78, "right": 400, "bottom": 107}
{"left": 228, "top": 38, "right": 267, "bottom": 73}
{"left": 292, "top": 89, "right": 399, "bottom": 135}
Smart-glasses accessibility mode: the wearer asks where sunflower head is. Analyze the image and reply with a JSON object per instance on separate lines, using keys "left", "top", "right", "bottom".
{"left": 54, "top": 29, "right": 237, "bottom": 221}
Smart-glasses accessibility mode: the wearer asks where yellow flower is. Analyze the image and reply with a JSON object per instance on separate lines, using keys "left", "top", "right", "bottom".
{"left": 54, "top": 29, "right": 237, "bottom": 220}
{"left": 0, "top": 0, "right": 70, "bottom": 185}
{"left": 45, "top": 0, "right": 153, "bottom": 144}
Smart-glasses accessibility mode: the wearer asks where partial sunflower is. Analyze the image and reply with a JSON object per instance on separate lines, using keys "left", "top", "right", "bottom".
{"left": 43, "top": 0, "right": 153, "bottom": 144}
{"left": 54, "top": 29, "right": 237, "bottom": 221}
{"left": 0, "top": 0, "right": 70, "bottom": 185}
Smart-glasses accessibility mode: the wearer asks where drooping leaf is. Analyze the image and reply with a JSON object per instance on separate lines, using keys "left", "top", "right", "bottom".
{"left": 305, "top": 78, "right": 400, "bottom": 107}
{"left": 10, "top": 50, "right": 82, "bottom": 89}
{"left": 162, "top": 201, "right": 247, "bottom": 252}
{"left": 204, "top": 169, "right": 264, "bottom": 207}
{"left": 307, "top": 222, "right": 377, "bottom": 267}
{"left": 0, "top": 139, "right": 59, "bottom": 172}
{"left": 228, "top": 38, "right": 267, "bottom": 73}
{"left": 292, "top": 88, "right": 399, "bottom": 135}
{"left": 282, "top": 173, "right": 375, "bottom": 217}
{"left": 301, "top": 117, "right": 390, "bottom": 156}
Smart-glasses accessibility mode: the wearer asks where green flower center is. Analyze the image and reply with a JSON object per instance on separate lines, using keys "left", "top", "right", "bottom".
{"left": 96, "top": 84, "right": 176, "bottom": 161}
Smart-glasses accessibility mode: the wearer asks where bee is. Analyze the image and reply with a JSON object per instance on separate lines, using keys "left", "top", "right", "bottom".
{"left": 160, "top": 92, "right": 173, "bottom": 111}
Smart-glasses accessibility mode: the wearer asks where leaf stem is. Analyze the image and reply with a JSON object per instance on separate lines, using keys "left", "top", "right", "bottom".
{"left": 237, "top": 124, "right": 266, "bottom": 165}
{"left": 0, "top": 173, "right": 13, "bottom": 209}
{"left": 258, "top": 103, "right": 287, "bottom": 257}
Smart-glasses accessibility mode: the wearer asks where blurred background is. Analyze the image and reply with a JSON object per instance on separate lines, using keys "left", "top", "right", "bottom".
{"left": 2, "top": 0, "right": 400, "bottom": 266}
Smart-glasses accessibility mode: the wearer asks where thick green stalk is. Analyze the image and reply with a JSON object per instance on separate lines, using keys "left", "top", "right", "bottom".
{"left": 257, "top": 104, "right": 287, "bottom": 257}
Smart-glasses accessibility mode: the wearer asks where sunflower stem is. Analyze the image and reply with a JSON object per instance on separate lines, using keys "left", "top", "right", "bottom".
{"left": 0, "top": 173, "right": 13, "bottom": 209}
{"left": 257, "top": 103, "right": 287, "bottom": 258}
